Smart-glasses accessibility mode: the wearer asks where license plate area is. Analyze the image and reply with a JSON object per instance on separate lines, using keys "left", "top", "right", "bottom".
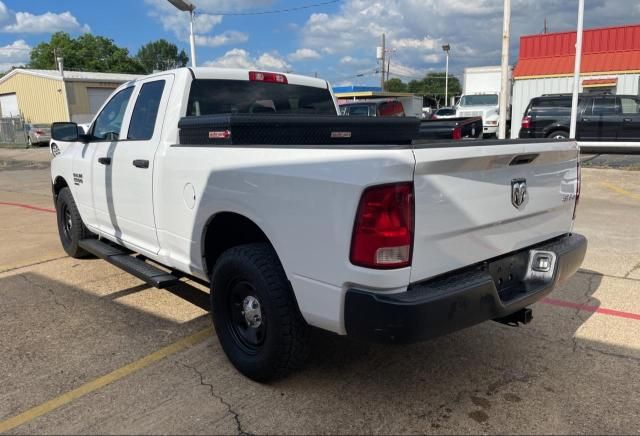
{"left": 482, "top": 251, "right": 530, "bottom": 302}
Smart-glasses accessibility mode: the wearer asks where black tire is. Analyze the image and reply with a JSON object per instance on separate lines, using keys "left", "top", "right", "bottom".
{"left": 211, "top": 243, "right": 310, "bottom": 382}
{"left": 547, "top": 130, "right": 569, "bottom": 140}
{"left": 55, "top": 187, "right": 92, "bottom": 258}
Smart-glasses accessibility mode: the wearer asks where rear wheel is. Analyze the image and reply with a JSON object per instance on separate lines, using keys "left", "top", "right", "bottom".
{"left": 547, "top": 130, "right": 569, "bottom": 140}
{"left": 211, "top": 243, "right": 310, "bottom": 381}
{"left": 55, "top": 187, "right": 93, "bottom": 258}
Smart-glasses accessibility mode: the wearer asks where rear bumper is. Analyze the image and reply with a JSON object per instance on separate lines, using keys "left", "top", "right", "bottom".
{"left": 344, "top": 233, "right": 587, "bottom": 343}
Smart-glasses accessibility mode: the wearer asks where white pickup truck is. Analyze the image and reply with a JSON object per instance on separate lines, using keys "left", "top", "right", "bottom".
{"left": 50, "top": 67, "right": 587, "bottom": 381}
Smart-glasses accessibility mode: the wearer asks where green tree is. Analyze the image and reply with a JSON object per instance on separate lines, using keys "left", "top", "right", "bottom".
{"left": 28, "top": 32, "right": 145, "bottom": 74}
{"left": 408, "top": 72, "right": 462, "bottom": 106}
{"left": 136, "top": 39, "right": 188, "bottom": 74}
{"left": 385, "top": 78, "right": 408, "bottom": 92}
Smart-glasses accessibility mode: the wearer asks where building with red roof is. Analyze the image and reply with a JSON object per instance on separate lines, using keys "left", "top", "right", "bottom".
{"left": 511, "top": 24, "right": 640, "bottom": 138}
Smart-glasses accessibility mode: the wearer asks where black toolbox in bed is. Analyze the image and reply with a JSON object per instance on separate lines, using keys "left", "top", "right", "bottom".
{"left": 178, "top": 114, "right": 420, "bottom": 146}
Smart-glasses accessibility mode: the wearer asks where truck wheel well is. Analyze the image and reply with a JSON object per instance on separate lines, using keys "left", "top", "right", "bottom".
{"left": 202, "top": 212, "right": 271, "bottom": 277}
{"left": 53, "top": 177, "right": 68, "bottom": 200}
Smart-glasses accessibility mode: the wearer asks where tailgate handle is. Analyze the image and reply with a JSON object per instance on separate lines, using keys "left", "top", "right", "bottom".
{"left": 510, "top": 154, "right": 539, "bottom": 166}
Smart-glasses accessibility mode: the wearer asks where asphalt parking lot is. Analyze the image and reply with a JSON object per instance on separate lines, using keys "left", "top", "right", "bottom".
{"left": 1, "top": 148, "right": 639, "bottom": 435}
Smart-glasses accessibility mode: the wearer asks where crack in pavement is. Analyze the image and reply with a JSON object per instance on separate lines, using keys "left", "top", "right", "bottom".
{"left": 623, "top": 262, "right": 640, "bottom": 279}
{"left": 577, "top": 269, "right": 640, "bottom": 283}
{"left": 0, "top": 256, "right": 68, "bottom": 275}
{"left": 178, "top": 361, "right": 250, "bottom": 436}
{"left": 19, "top": 274, "right": 68, "bottom": 310}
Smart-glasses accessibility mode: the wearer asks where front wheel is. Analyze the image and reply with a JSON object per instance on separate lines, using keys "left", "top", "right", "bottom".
{"left": 55, "top": 187, "right": 93, "bottom": 258}
{"left": 211, "top": 243, "right": 310, "bottom": 381}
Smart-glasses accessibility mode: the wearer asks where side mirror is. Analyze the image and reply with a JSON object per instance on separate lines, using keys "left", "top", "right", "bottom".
{"left": 51, "top": 122, "right": 81, "bottom": 142}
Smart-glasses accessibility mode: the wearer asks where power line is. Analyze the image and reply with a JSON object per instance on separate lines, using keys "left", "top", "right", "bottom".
{"left": 208, "top": 0, "right": 340, "bottom": 16}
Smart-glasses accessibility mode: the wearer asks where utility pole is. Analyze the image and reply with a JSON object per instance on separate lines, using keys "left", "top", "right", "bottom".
{"left": 544, "top": 17, "right": 548, "bottom": 34}
{"left": 570, "top": 0, "right": 585, "bottom": 139}
{"left": 442, "top": 44, "right": 450, "bottom": 107}
{"left": 498, "top": 0, "right": 511, "bottom": 139}
{"left": 380, "top": 33, "right": 386, "bottom": 91}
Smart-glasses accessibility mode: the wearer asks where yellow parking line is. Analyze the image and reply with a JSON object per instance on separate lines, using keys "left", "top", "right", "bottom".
{"left": 0, "top": 327, "right": 212, "bottom": 433}
{"left": 601, "top": 182, "right": 640, "bottom": 201}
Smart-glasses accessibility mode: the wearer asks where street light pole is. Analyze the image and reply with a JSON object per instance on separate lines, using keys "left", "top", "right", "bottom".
{"left": 167, "top": 0, "right": 197, "bottom": 67}
{"left": 498, "top": 0, "right": 511, "bottom": 139}
{"left": 442, "top": 44, "right": 450, "bottom": 107}
{"left": 570, "top": 0, "right": 585, "bottom": 139}
{"left": 189, "top": 9, "right": 197, "bottom": 67}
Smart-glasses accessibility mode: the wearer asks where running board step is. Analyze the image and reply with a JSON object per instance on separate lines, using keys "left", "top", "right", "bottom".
{"left": 79, "top": 239, "right": 180, "bottom": 289}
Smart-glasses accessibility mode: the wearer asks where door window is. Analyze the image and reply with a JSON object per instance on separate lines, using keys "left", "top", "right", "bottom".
{"left": 127, "top": 81, "right": 166, "bottom": 140}
{"left": 92, "top": 87, "right": 134, "bottom": 141}
{"left": 620, "top": 97, "right": 640, "bottom": 114}
{"left": 591, "top": 96, "right": 620, "bottom": 116}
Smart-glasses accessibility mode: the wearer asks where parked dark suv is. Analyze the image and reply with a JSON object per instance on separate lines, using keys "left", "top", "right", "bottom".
{"left": 519, "top": 93, "right": 640, "bottom": 141}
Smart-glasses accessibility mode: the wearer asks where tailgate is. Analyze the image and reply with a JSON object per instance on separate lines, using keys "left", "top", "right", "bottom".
{"left": 410, "top": 140, "right": 578, "bottom": 283}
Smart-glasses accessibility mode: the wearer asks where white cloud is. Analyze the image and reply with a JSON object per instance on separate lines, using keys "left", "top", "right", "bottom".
{"left": 339, "top": 56, "right": 369, "bottom": 66}
{"left": 145, "top": 0, "right": 274, "bottom": 47}
{"left": 288, "top": 48, "right": 321, "bottom": 62}
{"left": 204, "top": 48, "right": 291, "bottom": 71}
{"left": 196, "top": 31, "right": 249, "bottom": 47}
{"left": 0, "top": 39, "right": 31, "bottom": 72}
{"left": 299, "top": 0, "right": 640, "bottom": 82}
{"left": 0, "top": 2, "right": 90, "bottom": 34}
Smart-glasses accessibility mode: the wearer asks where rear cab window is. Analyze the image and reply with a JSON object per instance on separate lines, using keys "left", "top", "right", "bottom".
{"left": 186, "top": 80, "right": 336, "bottom": 117}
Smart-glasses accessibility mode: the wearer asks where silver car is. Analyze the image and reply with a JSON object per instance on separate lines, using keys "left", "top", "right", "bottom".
{"left": 25, "top": 123, "right": 51, "bottom": 146}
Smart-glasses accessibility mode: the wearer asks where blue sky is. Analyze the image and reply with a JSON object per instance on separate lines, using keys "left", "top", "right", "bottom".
{"left": 1, "top": 1, "right": 639, "bottom": 85}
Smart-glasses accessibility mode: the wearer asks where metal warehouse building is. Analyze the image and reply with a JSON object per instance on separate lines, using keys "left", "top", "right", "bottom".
{"left": 0, "top": 69, "right": 142, "bottom": 125}
{"left": 511, "top": 24, "right": 640, "bottom": 138}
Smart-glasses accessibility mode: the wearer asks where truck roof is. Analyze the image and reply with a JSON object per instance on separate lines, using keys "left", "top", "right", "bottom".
{"left": 126, "top": 67, "right": 330, "bottom": 90}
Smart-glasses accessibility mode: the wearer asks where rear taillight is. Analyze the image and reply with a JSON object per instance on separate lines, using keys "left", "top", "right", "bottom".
{"left": 350, "top": 183, "right": 414, "bottom": 269}
{"left": 573, "top": 157, "right": 581, "bottom": 220}
{"left": 431, "top": 115, "right": 438, "bottom": 120}
{"left": 452, "top": 126, "right": 462, "bottom": 140}
{"left": 521, "top": 115, "right": 532, "bottom": 129}
{"left": 249, "top": 71, "right": 288, "bottom": 84}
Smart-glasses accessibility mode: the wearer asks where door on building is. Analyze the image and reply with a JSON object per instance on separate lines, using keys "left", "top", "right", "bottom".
{"left": 580, "top": 95, "right": 621, "bottom": 141}
{"left": 87, "top": 87, "right": 117, "bottom": 118}
{"left": 618, "top": 96, "right": 640, "bottom": 141}
{"left": 0, "top": 93, "right": 19, "bottom": 118}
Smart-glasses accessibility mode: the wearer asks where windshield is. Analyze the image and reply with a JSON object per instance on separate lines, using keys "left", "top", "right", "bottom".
{"left": 345, "top": 105, "right": 371, "bottom": 116}
{"left": 459, "top": 94, "right": 498, "bottom": 106}
{"left": 187, "top": 79, "right": 336, "bottom": 116}
{"left": 435, "top": 108, "right": 456, "bottom": 115}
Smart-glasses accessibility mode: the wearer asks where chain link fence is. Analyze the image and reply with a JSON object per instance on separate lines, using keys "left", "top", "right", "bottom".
{"left": 0, "top": 116, "right": 27, "bottom": 145}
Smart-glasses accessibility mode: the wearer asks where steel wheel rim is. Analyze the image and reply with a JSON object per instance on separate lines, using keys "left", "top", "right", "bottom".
{"left": 61, "top": 203, "right": 72, "bottom": 241}
{"left": 227, "top": 279, "right": 266, "bottom": 354}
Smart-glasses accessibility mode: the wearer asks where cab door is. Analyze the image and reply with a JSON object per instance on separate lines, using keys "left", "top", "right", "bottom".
{"left": 618, "top": 96, "right": 640, "bottom": 141}
{"left": 580, "top": 96, "right": 621, "bottom": 141}
{"left": 107, "top": 75, "right": 173, "bottom": 254}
